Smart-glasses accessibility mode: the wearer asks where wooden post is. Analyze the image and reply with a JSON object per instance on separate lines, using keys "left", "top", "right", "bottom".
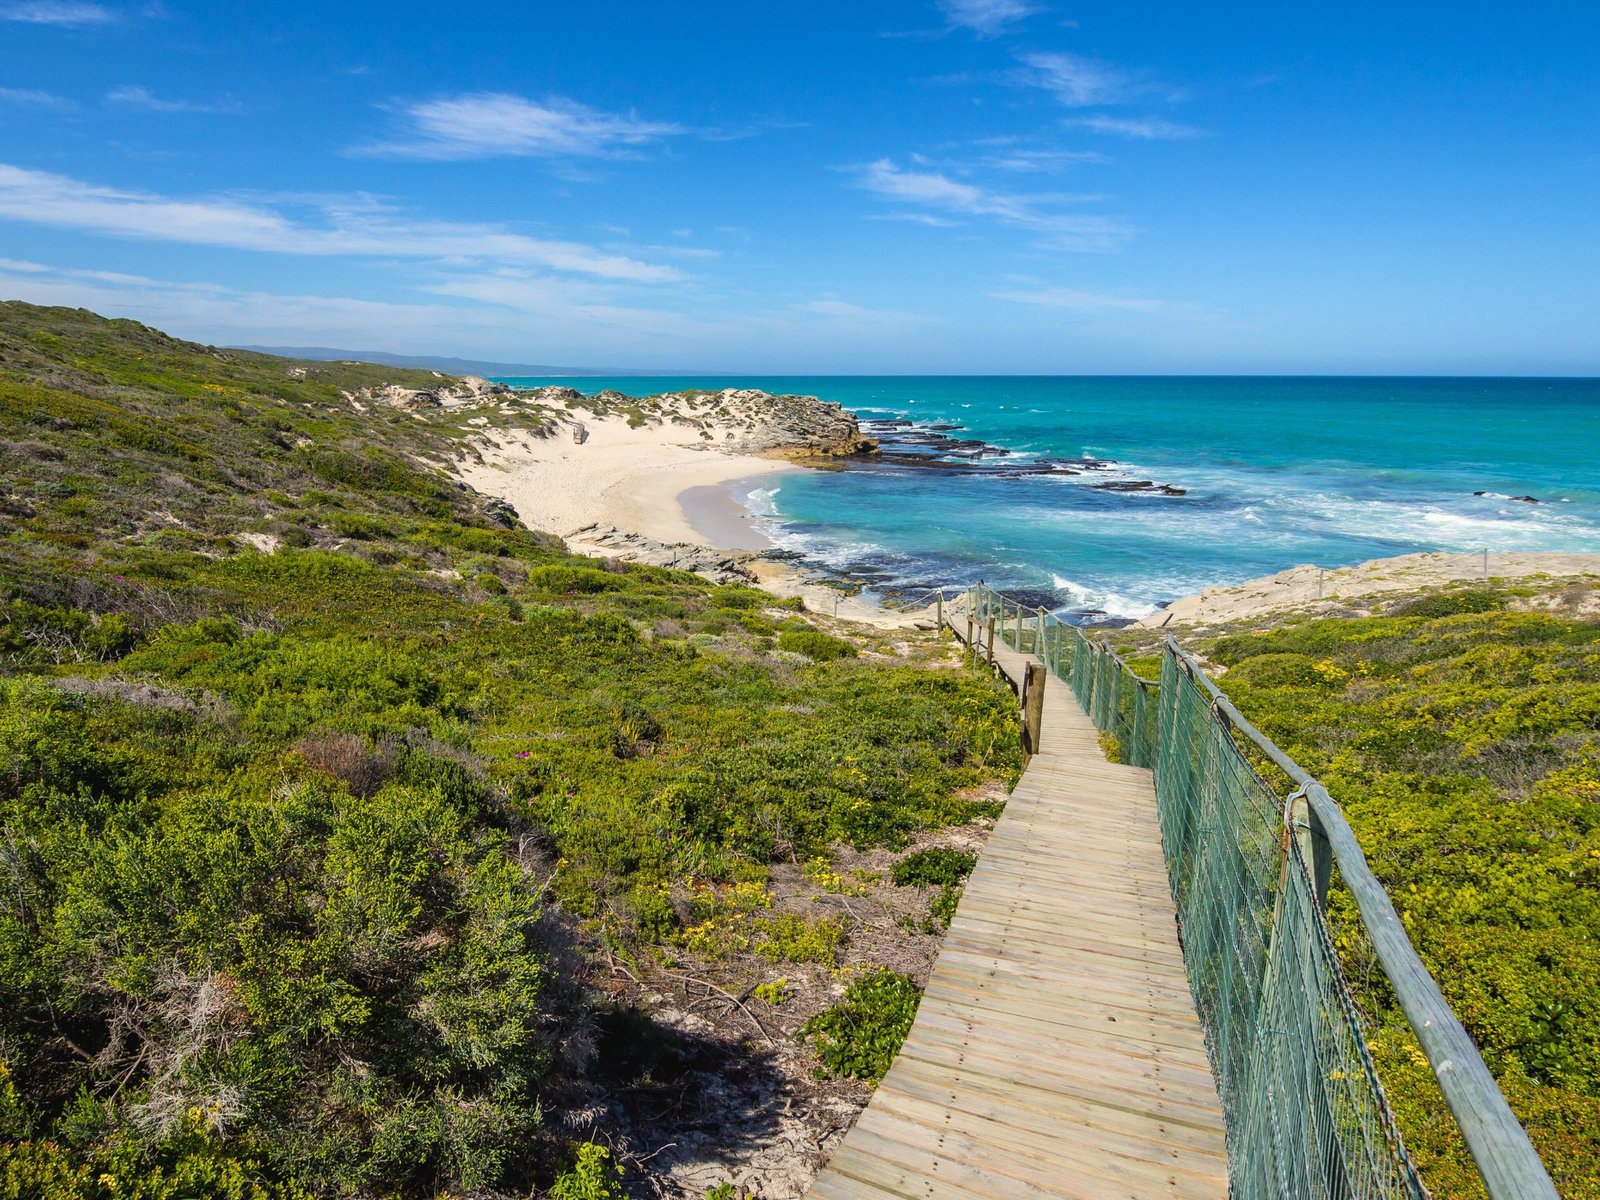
{"left": 985, "top": 616, "right": 996, "bottom": 668}
{"left": 965, "top": 615, "right": 975, "bottom": 664}
{"left": 1291, "top": 790, "right": 1333, "bottom": 910}
{"left": 1022, "top": 662, "right": 1046, "bottom": 759}
{"left": 935, "top": 588, "right": 944, "bottom": 631}
{"left": 1036, "top": 606, "right": 1047, "bottom": 663}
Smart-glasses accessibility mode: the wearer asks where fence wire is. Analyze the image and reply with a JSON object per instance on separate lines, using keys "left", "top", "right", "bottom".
{"left": 968, "top": 585, "right": 1427, "bottom": 1200}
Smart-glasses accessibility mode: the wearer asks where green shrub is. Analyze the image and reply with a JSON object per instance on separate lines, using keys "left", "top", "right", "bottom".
{"left": 527, "top": 565, "right": 628, "bottom": 594}
{"left": 891, "top": 846, "right": 976, "bottom": 888}
{"left": 802, "top": 970, "right": 921, "bottom": 1082}
{"left": 550, "top": 1144, "right": 626, "bottom": 1200}
{"left": 776, "top": 628, "right": 858, "bottom": 662}
{"left": 1393, "top": 588, "right": 1506, "bottom": 619}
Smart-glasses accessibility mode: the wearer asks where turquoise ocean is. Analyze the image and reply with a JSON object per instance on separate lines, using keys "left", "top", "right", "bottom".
{"left": 497, "top": 376, "right": 1600, "bottom": 621}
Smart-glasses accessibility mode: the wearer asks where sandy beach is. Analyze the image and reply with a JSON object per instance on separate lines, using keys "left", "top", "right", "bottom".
{"left": 455, "top": 406, "right": 933, "bottom": 628}
{"left": 456, "top": 413, "right": 798, "bottom": 549}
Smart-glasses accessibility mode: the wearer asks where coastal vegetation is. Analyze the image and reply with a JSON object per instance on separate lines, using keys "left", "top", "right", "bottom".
{"left": 0, "top": 304, "right": 1020, "bottom": 1198}
{"left": 1178, "top": 587, "right": 1600, "bottom": 1198}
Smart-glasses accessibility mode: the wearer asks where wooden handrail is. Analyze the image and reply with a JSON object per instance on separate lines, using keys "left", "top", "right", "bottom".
{"left": 1162, "top": 637, "right": 1558, "bottom": 1200}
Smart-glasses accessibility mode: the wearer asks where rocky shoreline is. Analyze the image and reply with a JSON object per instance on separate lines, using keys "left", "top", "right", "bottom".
{"left": 853, "top": 417, "right": 1188, "bottom": 496}
{"left": 565, "top": 522, "right": 760, "bottom": 585}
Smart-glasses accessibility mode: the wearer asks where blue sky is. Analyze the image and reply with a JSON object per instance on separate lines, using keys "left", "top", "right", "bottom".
{"left": 1, "top": 0, "right": 1596, "bottom": 373}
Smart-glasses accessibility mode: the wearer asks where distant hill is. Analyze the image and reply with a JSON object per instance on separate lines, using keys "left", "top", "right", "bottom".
{"left": 232, "top": 345, "right": 662, "bottom": 378}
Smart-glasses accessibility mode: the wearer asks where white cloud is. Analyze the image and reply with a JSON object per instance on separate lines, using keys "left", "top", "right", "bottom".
{"left": 979, "top": 147, "right": 1108, "bottom": 172}
{"left": 1011, "top": 52, "right": 1129, "bottom": 106}
{"left": 991, "top": 285, "right": 1167, "bottom": 312}
{"left": 0, "top": 0, "right": 113, "bottom": 23}
{"left": 1066, "top": 115, "right": 1202, "bottom": 140}
{"left": 937, "top": 0, "right": 1039, "bottom": 36}
{"left": 0, "top": 257, "right": 719, "bottom": 358}
{"left": 0, "top": 163, "right": 683, "bottom": 281}
{"left": 0, "top": 86, "right": 72, "bottom": 107}
{"left": 106, "top": 84, "right": 242, "bottom": 114}
{"left": 854, "top": 158, "right": 1131, "bottom": 250}
{"left": 868, "top": 211, "right": 961, "bottom": 227}
{"left": 361, "top": 92, "right": 682, "bottom": 161}
{"left": 795, "top": 298, "right": 930, "bottom": 324}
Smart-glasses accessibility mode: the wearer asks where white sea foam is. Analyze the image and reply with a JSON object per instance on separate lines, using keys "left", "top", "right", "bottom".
{"left": 1050, "top": 573, "right": 1159, "bottom": 621}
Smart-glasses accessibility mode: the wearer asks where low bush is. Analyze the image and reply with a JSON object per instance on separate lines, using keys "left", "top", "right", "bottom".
{"left": 891, "top": 846, "right": 976, "bottom": 888}
{"left": 777, "top": 628, "right": 858, "bottom": 662}
{"left": 527, "top": 565, "right": 629, "bottom": 594}
{"left": 802, "top": 970, "right": 922, "bottom": 1083}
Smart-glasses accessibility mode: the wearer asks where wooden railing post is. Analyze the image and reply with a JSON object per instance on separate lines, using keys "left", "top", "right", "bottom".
{"left": 1022, "top": 662, "right": 1046, "bottom": 759}
{"left": 985, "top": 616, "right": 996, "bottom": 668}
{"left": 1291, "top": 789, "right": 1333, "bottom": 910}
{"left": 965, "top": 615, "right": 975, "bottom": 664}
{"left": 936, "top": 588, "right": 944, "bottom": 631}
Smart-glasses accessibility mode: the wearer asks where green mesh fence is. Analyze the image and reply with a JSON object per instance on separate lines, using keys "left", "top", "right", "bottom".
{"left": 966, "top": 585, "right": 1427, "bottom": 1200}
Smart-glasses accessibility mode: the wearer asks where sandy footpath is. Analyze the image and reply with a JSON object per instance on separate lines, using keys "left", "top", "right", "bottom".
{"left": 1136, "top": 550, "right": 1600, "bottom": 630}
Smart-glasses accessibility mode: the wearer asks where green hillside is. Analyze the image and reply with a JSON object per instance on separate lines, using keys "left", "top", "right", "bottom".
{"left": 0, "top": 305, "right": 1020, "bottom": 1198}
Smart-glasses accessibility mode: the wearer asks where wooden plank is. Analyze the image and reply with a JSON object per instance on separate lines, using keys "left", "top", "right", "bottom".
{"left": 803, "top": 634, "right": 1227, "bottom": 1200}
{"left": 868, "top": 1084, "right": 1228, "bottom": 1189}
{"left": 892, "top": 1035, "right": 1227, "bottom": 1132}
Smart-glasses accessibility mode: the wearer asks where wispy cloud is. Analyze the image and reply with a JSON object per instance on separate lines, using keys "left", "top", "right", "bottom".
{"left": 360, "top": 92, "right": 682, "bottom": 161}
{"left": 869, "top": 211, "right": 961, "bottom": 227}
{"left": 0, "top": 163, "right": 684, "bottom": 281}
{"left": 990, "top": 285, "right": 1167, "bottom": 312}
{"left": 854, "top": 158, "right": 1131, "bottom": 250}
{"left": 1010, "top": 51, "right": 1130, "bottom": 106}
{"left": 968, "top": 143, "right": 1109, "bottom": 173}
{"left": 0, "top": 86, "right": 72, "bottom": 107}
{"left": 0, "top": 0, "right": 113, "bottom": 23}
{"left": 1065, "top": 115, "right": 1202, "bottom": 140}
{"left": 106, "top": 84, "right": 243, "bottom": 114}
{"left": 936, "top": 0, "right": 1039, "bottom": 36}
{"left": 795, "top": 298, "right": 931, "bottom": 324}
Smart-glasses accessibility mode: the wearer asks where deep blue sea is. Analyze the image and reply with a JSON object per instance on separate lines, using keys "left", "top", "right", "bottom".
{"left": 497, "top": 376, "right": 1600, "bottom": 620}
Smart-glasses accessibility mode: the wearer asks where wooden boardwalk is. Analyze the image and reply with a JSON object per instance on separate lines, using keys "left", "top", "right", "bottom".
{"left": 804, "top": 632, "right": 1229, "bottom": 1200}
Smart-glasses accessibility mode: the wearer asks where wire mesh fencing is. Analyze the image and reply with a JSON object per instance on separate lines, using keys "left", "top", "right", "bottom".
{"left": 963, "top": 583, "right": 1439, "bottom": 1200}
